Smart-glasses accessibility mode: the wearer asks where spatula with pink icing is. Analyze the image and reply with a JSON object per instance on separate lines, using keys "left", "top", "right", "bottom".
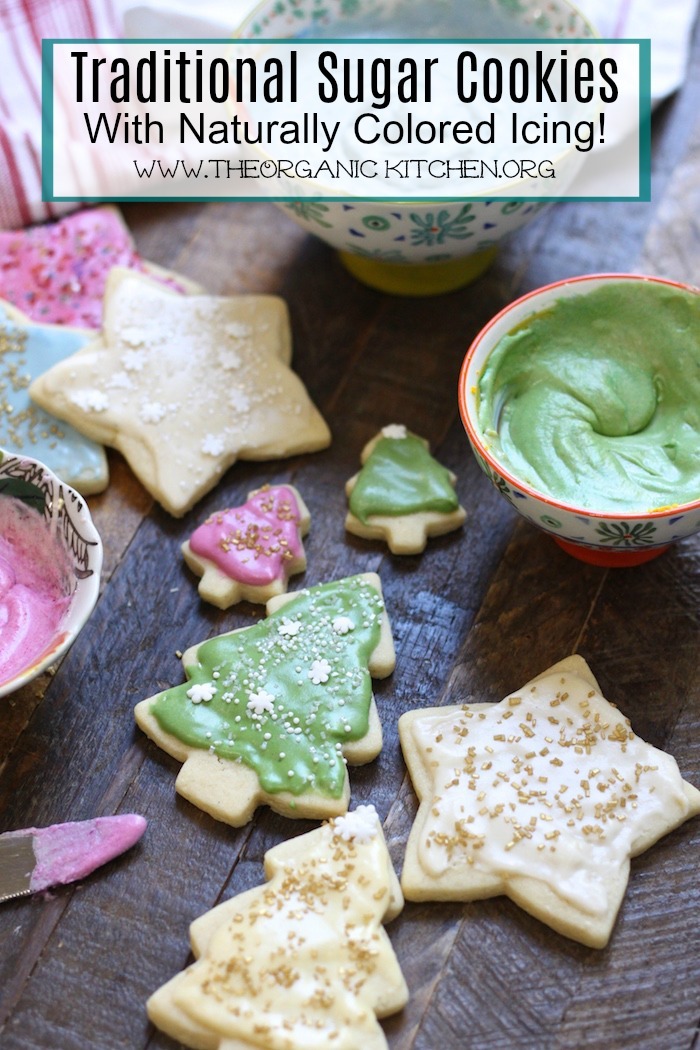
{"left": 0, "top": 815, "right": 147, "bottom": 902}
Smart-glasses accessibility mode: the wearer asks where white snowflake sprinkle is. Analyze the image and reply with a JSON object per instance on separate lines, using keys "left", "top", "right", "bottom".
{"left": 229, "top": 389, "right": 251, "bottom": 413}
{"left": 247, "top": 689, "right": 275, "bottom": 716}
{"left": 278, "top": 619, "right": 301, "bottom": 637}
{"left": 122, "top": 349, "right": 146, "bottom": 371}
{"left": 332, "top": 805, "right": 378, "bottom": 843}
{"left": 187, "top": 682, "right": 218, "bottom": 704}
{"left": 308, "top": 658, "right": 332, "bottom": 685}
{"left": 225, "top": 322, "right": 252, "bottom": 339}
{"left": 381, "top": 423, "right": 408, "bottom": 439}
{"left": 107, "top": 371, "right": 133, "bottom": 390}
{"left": 332, "top": 616, "right": 354, "bottom": 635}
{"left": 70, "top": 388, "right": 109, "bottom": 413}
{"left": 140, "top": 400, "right": 167, "bottom": 424}
{"left": 120, "top": 325, "right": 147, "bottom": 347}
{"left": 201, "top": 434, "right": 225, "bottom": 456}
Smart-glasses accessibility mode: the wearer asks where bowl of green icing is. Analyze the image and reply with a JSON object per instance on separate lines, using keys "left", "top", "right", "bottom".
{"left": 459, "top": 273, "right": 700, "bottom": 566}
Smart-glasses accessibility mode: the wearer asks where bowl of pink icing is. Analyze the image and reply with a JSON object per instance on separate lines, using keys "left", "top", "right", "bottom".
{"left": 0, "top": 450, "right": 102, "bottom": 697}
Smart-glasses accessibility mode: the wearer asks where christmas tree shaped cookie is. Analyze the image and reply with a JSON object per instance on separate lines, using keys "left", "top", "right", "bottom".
{"left": 345, "top": 425, "right": 466, "bottom": 554}
{"left": 399, "top": 655, "right": 700, "bottom": 947}
{"left": 0, "top": 301, "right": 108, "bottom": 494}
{"left": 29, "top": 268, "right": 330, "bottom": 516}
{"left": 134, "top": 574, "right": 395, "bottom": 825}
{"left": 182, "top": 484, "right": 310, "bottom": 609}
{"left": 147, "top": 805, "right": 408, "bottom": 1050}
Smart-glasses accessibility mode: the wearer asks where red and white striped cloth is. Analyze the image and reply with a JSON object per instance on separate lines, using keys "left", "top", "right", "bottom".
{"left": 0, "top": 0, "right": 122, "bottom": 230}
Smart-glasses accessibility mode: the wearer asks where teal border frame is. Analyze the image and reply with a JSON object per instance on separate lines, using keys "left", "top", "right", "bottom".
{"left": 41, "top": 37, "right": 651, "bottom": 205}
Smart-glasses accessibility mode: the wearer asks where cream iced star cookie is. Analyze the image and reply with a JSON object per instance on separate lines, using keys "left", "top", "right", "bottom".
{"left": 134, "top": 573, "right": 394, "bottom": 826}
{"left": 147, "top": 804, "right": 408, "bottom": 1050}
{"left": 0, "top": 205, "right": 200, "bottom": 328}
{"left": 29, "top": 269, "right": 330, "bottom": 516}
{"left": 345, "top": 425, "right": 466, "bottom": 554}
{"left": 182, "top": 484, "right": 310, "bottom": 609}
{"left": 0, "top": 301, "right": 108, "bottom": 494}
{"left": 399, "top": 655, "right": 700, "bottom": 947}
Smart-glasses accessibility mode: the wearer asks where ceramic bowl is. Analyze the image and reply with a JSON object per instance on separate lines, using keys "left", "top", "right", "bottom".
{"left": 458, "top": 273, "right": 700, "bottom": 567}
{"left": 0, "top": 450, "right": 102, "bottom": 696}
{"left": 238, "top": 0, "right": 595, "bottom": 296}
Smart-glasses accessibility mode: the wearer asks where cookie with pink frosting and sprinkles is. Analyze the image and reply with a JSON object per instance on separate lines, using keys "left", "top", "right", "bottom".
{"left": 182, "top": 484, "right": 310, "bottom": 608}
{"left": 0, "top": 206, "right": 200, "bottom": 329}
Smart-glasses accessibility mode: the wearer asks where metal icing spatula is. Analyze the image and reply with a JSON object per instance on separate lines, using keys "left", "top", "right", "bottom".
{"left": 0, "top": 815, "right": 147, "bottom": 903}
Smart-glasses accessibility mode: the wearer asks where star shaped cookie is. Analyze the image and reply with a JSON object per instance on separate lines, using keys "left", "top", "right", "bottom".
{"left": 345, "top": 425, "right": 466, "bottom": 554}
{"left": 0, "top": 205, "right": 200, "bottom": 328}
{"left": 147, "top": 805, "right": 408, "bottom": 1050}
{"left": 399, "top": 656, "right": 700, "bottom": 947}
{"left": 29, "top": 269, "right": 331, "bottom": 516}
{"left": 0, "top": 301, "right": 108, "bottom": 494}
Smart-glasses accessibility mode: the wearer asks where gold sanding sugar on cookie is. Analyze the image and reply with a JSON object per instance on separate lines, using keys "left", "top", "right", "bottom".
{"left": 134, "top": 573, "right": 395, "bottom": 826}
{"left": 399, "top": 655, "right": 700, "bottom": 947}
{"left": 345, "top": 424, "right": 466, "bottom": 555}
{"left": 182, "top": 484, "right": 310, "bottom": 609}
{"left": 147, "top": 805, "right": 408, "bottom": 1050}
{"left": 28, "top": 268, "right": 330, "bottom": 516}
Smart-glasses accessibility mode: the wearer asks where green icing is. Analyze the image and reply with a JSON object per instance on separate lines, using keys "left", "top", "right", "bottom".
{"left": 349, "top": 433, "right": 459, "bottom": 523}
{"left": 150, "top": 577, "right": 384, "bottom": 799}
{"left": 477, "top": 282, "right": 700, "bottom": 513}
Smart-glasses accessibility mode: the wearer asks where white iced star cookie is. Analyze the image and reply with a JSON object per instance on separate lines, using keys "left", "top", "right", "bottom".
{"left": 134, "top": 573, "right": 395, "bottom": 826}
{"left": 399, "top": 655, "right": 700, "bottom": 947}
{"left": 29, "top": 269, "right": 330, "bottom": 516}
{"left": 345, "top": 425, "right": 466, "bottom": 554}
{"left": 147, "top": 805, "right": 407, "bottom": 1050}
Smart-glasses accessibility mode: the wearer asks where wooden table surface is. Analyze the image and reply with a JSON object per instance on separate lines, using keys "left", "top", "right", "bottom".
{"left": 2, "top": 26, "right": 700, "bottom": 1050}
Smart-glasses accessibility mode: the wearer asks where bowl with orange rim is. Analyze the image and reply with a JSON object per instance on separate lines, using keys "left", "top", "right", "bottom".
{"left": 458, "top": 273, "right": 700, "bottom": 566}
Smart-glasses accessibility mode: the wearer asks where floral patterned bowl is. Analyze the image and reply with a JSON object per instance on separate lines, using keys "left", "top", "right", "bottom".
{"left": 458, "top": 274, "right": 700, "bottom": 567}
{"left": 0, "top": 450, "right": 102, "bottom": 697}
{"left": 238, "top": 0, "right": 595, "bottom": 296}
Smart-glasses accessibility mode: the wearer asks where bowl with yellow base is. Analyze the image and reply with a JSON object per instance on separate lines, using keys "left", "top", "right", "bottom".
{"left": 238, "top": 0, "right": 596, "bottom": 296}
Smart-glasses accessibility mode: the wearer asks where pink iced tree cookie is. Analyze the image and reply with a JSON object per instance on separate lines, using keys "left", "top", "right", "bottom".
{"left": 182, "top": 484, "right": 310, "bottom": 608}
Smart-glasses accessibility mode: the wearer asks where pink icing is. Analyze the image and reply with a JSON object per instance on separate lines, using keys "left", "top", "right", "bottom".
{"left": 0, "top": 498, "right": 73, "bottom": 687}
{"left": 25, "top": 815, "right": 147, "bottom": 891}
{"left": 189, "top": 486, "right": 304, "bottom": 587}
{"left": 0, "top": 207, "right": 186, "bottom": 328}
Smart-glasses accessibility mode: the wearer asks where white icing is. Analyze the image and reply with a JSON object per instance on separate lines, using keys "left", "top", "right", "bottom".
{"left": 412, "top": 671, "right": 694, "bottom": 916}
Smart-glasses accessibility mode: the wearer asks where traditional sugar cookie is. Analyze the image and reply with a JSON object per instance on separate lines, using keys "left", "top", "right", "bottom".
{"left": 147, "top": 804, "right": 408, "bottom": 1050}
{"left": 345, "top": 424, "right": 466, "bottom": 554}
{"left": 0, "top": 301, "right": 108, "bottom": 494}
{"left": 182, "top": 484, "right": 310, "bottom": 608}
{"left": 0, "top": 205, "right": 200, "bottom": 329}
{"left": 399, "top": 655, "right": 700, "bottom": 948}
{"left": 29, "top": 269, "right": 331, "bottom": 516}
{"left": 135, "top": 573, "right": 394, "bottom": 825}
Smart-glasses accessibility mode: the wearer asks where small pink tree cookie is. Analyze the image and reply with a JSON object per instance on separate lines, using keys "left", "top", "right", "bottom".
{"left": 182, "top": 484, "right": 310, "bottom": 608}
